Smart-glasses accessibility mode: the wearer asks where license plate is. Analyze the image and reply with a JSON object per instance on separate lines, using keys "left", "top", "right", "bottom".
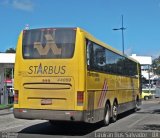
{"left": 41, "top": 99, "right": 52, "bottom": 105}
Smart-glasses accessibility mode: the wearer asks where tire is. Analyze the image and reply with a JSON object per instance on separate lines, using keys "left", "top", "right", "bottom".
{"left": 144, "top": 96, "right": 149, "bottom": 100}
{"left": 111, "top": 101, "right": 118, "bottom": 123}
{"left": 135, "top": 98, "right": 140, "bottom": 111}
{"left": 101, "top": 103, "right": 110, "bottom": 126}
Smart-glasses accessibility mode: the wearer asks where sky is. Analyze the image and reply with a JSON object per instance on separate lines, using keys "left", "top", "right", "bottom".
{"left": 0, "top": 0, "right": 160, "bottom": 58}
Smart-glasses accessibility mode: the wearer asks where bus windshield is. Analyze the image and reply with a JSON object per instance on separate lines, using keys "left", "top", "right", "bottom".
{"left": 22, "top": 28, "right": 76, "bottom": 59}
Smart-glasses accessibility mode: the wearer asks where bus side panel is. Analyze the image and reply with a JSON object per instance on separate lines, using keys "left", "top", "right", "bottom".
{"left": 117, "top": 76, "right": 139, "bottom": 114}
{"left": 14, "top": 32, "right": 23, "bottom": 109}
{"left": 75, "top": 29, "right": 86, "bottom": 111}
{"left": 86, "top": 72, "right": 116, "bottom": 123}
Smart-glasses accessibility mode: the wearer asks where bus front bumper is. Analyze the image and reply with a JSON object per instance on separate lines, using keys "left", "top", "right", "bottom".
{"left": 13, "top": 108, "right": 86, "bottom": 122}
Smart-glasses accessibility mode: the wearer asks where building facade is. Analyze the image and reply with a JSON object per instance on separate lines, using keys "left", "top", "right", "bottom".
{"left": 0, "top": 53, "right": 15, "bottom": 104}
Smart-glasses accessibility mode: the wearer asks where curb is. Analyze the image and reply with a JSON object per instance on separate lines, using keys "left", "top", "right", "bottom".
{"left": 0, "top": 105, "right": 13, "bottom": 110}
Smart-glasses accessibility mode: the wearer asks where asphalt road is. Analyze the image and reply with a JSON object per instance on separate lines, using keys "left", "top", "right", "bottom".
{"left": 0, "top": 99, "right": 160, "bottom": 138}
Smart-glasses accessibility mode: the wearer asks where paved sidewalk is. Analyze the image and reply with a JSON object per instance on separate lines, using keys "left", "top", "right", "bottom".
{"left": 0, "top": 108, "right": 13, "bottom": 116}
{"left": 0, "top": 104, "right": 13, "bottom": 110}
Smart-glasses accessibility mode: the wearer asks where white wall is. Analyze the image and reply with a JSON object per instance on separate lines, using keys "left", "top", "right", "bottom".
{"left": 130, "top": 54, "right": 152, "bottom": 65}
{"left": 0, "top": 53, "right": 15, "bottom": 63}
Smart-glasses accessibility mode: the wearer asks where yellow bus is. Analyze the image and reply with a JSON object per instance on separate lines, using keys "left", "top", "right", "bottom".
{"left": 14, "top": 27, "right": 141, "bottom": 125}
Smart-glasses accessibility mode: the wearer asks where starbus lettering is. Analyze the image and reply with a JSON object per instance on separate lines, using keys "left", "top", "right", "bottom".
{"left": 28, "top": 63, "right": 66, "bottom": 75}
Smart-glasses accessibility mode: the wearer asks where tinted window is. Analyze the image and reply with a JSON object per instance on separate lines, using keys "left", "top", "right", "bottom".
{"left": 93, "top": 43, "right": 106, "bottom": 71}
{"left": 86, "top": 41, "right": 106, "bottom": 71}
{"left": 86, "top": 39, "right": 138, "bottom": 77}
{"left": 105, "top": 49, "right": 117, "bottom": 73}
{"left": 22, "top": 28, "right": 76, "bottom": 59}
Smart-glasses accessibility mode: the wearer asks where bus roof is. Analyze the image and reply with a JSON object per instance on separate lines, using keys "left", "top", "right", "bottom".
{"left": 22, "top": 27, "right": 139, "bottom": 64}
{"left": 77, "top": 27, "right": 139, "bottom": 64}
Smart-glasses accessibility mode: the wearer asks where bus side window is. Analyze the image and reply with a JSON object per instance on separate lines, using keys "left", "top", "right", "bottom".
{"left": 96, "top": 49, "right": 106, "bottom": 68}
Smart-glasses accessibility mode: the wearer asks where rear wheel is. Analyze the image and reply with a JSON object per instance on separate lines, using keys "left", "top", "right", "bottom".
{"left": 111, "top": 101, "right": 118, "bottom": 122}
{"left": 101, "top": 103, "right": 110, "bottom": 126}
{"left": 135, "top": 97, "right": 141, "bottom": 111}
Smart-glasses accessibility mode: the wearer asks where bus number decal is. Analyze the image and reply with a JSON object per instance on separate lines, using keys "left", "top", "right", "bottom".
{"left": 57, "top": 78, "right": 71, "bottom": 83}
{"left": 98, "top": 79, "right": 108, "bottom": 108}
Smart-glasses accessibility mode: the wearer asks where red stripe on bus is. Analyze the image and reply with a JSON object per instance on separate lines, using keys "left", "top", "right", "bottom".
{"left": 98, "top": 80, "right": 106, "bottom": 107}
{"left": 98, "top": 79, "right": 108, "bottom": 108}
{"left": 99, "top": 80, "right": 107, "bottom": 107}
{"left": 100, "top": 83, "right": 108, "bottom": 107}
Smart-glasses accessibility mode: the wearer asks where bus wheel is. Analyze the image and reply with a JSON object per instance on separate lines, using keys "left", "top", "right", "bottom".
{"left": 135, "top": 98, "right": 140, "bottom": 111}
{"left": 144, "top": 96, "right": 149, "bottom": 100}
{"left": 111, "top": 102, "right": 118, "bottom": 122}
{"left": 102, "top": 103, "right": 110, "bottom": 126}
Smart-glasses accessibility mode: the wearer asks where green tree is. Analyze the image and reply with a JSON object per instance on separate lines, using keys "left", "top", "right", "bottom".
{"left": 152, "top": 56, "right": 160, "bottom": 75}
{"left": 5, "top": 68, "right": 14, "bottom": 79}
{"left": 5, "top": 48, "right": 16, "bottom": 53}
